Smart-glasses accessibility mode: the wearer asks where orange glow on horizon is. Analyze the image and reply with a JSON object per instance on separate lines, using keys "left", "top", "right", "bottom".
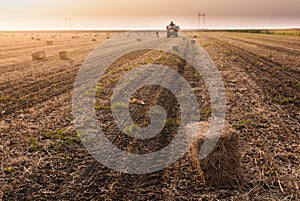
{"left": 0, "top": 0, "right": 299, "bottom": 30}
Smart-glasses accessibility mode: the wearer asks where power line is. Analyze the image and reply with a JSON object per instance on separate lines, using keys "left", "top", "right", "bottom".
{"left": 198, "top": 12, "right": 206, "bottom": 29}
{"left": 69, "top": 18, "right": 72, "bottom": 30}
{"left": 65, "top": 17, "right": 67, "bottom": 30}
{"left": 203, "top": 13, "right": 206, "bottom": 29}
{"left": 198, "top": 13, "right": 201, "bottom": 30}
{"left": 65, "top": 17, "right": 72, "bottom": 30}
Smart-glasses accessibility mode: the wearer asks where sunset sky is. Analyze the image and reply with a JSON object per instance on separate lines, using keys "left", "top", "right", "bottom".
{"left": 0, "top": 0, "right": 299, "bottom": 30}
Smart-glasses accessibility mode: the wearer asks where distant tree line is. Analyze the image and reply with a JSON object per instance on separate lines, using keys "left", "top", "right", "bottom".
{"left": 226, "top": 29, "right": 300, "bottom": 36}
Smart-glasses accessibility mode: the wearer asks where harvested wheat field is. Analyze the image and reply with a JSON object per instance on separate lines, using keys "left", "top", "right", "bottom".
{"left": 0, "top": 30, "right": 299, "bottom": 200}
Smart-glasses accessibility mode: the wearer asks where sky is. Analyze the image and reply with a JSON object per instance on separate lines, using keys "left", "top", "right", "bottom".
{"left": 0, "top": 0, "right": 299, "bottom": 30}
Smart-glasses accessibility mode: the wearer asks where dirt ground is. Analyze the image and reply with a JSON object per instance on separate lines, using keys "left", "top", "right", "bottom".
{"left": 0, "top": 31, "right": 299, "bottom": 200}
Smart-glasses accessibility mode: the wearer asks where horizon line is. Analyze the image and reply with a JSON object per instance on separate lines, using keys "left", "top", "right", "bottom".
{"left": 0, "top": 27, "right": 299, "bottom": 32}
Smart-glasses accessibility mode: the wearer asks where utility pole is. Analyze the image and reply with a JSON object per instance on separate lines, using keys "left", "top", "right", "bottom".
{"left": 65, "top": 17, "right": 72, "bottom": 30}
{"left": 68, "top": 17, "right": 72, "bottom": 30}
{"left": 198, "top": 12, "right": 206, "bottom": 29}
{"left": 198, "top": 12, "right": 201, "bottom": 30}
{"left": 65, "top": 17, "right": 67, "bottom": 30}
{"left": 203, "top": 13, "right": 206, "bottom": 29}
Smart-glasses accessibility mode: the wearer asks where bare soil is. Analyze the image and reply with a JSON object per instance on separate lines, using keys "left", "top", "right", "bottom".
{"left": 0, "top": 31, "right": 299, "bottom": 200}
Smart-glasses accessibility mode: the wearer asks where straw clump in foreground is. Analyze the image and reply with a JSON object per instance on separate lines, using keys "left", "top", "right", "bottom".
{"left": 185, "top": 120, "right": 242, "bottom": 187}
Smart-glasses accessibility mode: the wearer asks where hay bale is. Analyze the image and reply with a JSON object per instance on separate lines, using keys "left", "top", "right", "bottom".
{"left": 194, "top": 35, "right": 198, "bottom": 38}
{"left": 172, "top": 46, "right": 179, "bottom": 51}
{"left": 92, "top": 38, "right": 97, "bottom": 41}
{"left": 46, "top": 41, "right": 53, "bottom": 45}
{"left": 31, "top": 37, "right": 35, "bottom": 40}
{"left": 36, "top": 38, "right": 41, "bottom": 41}
{"left": 191, "top": 40, "right": 196, "bottom": 44}
{"left": 185, "top": 121, "right": 241, "bottom": 187}
{"left": 31, "top": 51, "right": 46, "bottom": 60}
{"left": 137, "top": 38, "right": 142, "bottom": 42}
{"left": 58, "top": 51, "right": 71, "bottom": 60}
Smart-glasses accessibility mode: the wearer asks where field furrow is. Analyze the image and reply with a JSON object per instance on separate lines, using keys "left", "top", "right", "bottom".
{"left": 1, "top": 31, "right": 299, "bottom": 200}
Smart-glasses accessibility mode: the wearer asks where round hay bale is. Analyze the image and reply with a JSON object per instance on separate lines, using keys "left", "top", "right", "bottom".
{"left": 92, "top": 38, "right": 97, "bottom": 41}
{"left": 185, "top": 120, "right": 241, "bottom": 187}
{"left": 194, "top": 35, "right": 198, "bottom": 38}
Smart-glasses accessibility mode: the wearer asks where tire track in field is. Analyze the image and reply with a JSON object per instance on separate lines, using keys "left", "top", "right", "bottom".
{"left": 241, "top": 33, "right": 300, "bottom": 48}
{"left": 1, "top": 68, "right": 78, "bottom": 114}
{"left": 217, "top": 33, "right": 300, "bottom": 59}
{"left": 209, "top": 34, "right": 300, "bottom": 82}
{"left": 93, "top": 35, "right": 190, "bottom": 153}
{"left": 204, "top": 34, "right": 300, "bottom": 104}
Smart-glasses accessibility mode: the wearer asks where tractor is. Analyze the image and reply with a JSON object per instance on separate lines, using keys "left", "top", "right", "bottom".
{"left": 166, "top": 21, "right": 180, "bottom": 37}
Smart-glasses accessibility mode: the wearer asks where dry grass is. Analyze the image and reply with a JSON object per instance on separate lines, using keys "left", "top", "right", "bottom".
{"left": 186, "top": 121, "right": 241, "bottom": 187}
{"left": 0, "top": 31, "right": 299, "bottom": 200}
